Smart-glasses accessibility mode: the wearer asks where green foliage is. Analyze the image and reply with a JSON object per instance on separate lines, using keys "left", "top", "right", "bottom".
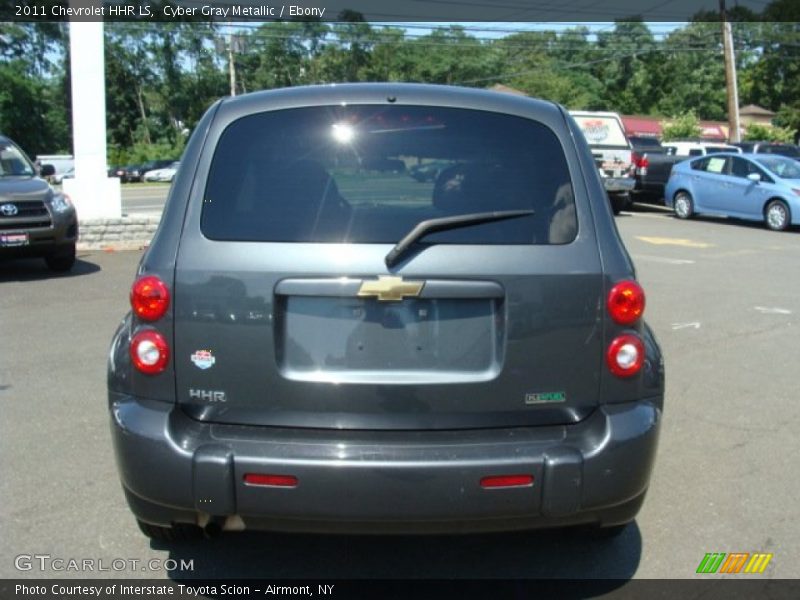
{"left": 661, "top": 112, "right": 703, "bottom": 141}
{"left": 3, "top": 18, "right": 799, "bottom": 161}
{"left": 742, "top": 122, "right": 794, "bottom": 143}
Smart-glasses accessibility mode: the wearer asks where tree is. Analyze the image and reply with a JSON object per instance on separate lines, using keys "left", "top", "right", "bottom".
{"left": 742, "top": 122, "right": 794, "bottom": 143}
{"left": 652, "top": 22, "right": 728, "bottom": 121}
{"left": 593, "top": 19, "right": 659, "bottom": 115}
{"left": 661, "top": 111, "right": 703, "bottom": 141}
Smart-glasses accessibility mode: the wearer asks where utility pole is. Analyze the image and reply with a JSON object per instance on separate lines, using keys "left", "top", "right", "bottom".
{"left": 228, "top": 32, "right": 236, "bottom": 97}
{"left": 720, "top": 0, "right": 741, "bottom": 142}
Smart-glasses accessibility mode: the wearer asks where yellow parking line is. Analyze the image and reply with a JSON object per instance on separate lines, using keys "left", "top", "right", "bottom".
{"left": 636, "top": 236, "right": 714, "bottom": 248}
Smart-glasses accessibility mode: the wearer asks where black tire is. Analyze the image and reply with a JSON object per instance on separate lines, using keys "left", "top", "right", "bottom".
{"left": 610, "top": 193, "right": 630, "bottom": 215}
{"left": 44, "top": 244, "right": 76, "bottom": 272}
{"left": 573, "top": 522, "right": 629, "bottom": 540}
{"left": 672, "top": 191, "right": 694, "bottom": 220}
{"left": 136, "top": 519, "right": 204, "bottom": 542}
{"left": 764, "top": 199, "right": 790, "bottom": 231}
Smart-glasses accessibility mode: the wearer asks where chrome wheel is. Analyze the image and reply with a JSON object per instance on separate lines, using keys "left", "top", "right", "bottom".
{"left": 674, "top": 193, "right": 693, "bottom": 219}
{"left": 765, "top": 201, "right": 789, "bottom": 231}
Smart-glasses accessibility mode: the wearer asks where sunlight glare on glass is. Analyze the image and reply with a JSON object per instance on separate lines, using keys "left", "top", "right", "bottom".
{"left": 332, "top": 122, "right": 355, "bottom": 143}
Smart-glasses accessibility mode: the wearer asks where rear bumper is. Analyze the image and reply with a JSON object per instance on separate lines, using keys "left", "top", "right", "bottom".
{"left": 110, "top": 395, "right": 661, "bottom": 534}
{"left": 602, "top": 177, "right": 636, "bottom": 194}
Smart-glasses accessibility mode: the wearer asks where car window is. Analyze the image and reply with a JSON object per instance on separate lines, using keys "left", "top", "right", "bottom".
{"left": 571, "top": 115, "right": 628, "bottom": 148}
{"left": 688, "top": 149, "right": 702, "bottom": 156}
{"left": 703, "top": 156, "right": 728, "bottom": 174}
{"left": 755, "top": 155, "right": 800, "bottom": 179}
{"left": 0, "top": 141, "right": 35, "bottom": 177}
{"left": 705, "top": 146, "right": 733, "bottom": 154}
{"left": 202, "top": 105, "right": 577, "bottom": 245}
{"left": 729, "top": 156, "right": 772, "bottom": 182}
{"left": 762, "top": 145, "right": 800, "bottom": 158}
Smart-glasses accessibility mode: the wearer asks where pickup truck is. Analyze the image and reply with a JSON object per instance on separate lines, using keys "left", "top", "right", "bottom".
{"left": 632, "top": 141, "right": 741, "bottom": 203}
{"left": 569, "top": 111, "right": 635, "bottom": 213}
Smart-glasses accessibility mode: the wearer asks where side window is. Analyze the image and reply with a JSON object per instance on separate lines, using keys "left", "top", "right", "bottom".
{"left": 691, "top": 157, "right": 710, "bottom": 171}
{"left": 729, "top": 157, "right": 750, "bottom": 178}
{"left": 703, "top": 157, "right": 728, "bottom": 174}
{"left": 688, "top": 149, "right": 702, "bottom": 156}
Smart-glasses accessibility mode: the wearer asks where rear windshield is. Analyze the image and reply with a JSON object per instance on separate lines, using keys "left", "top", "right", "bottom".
{"left": 761, "top": 144, "right": 800, "bottom": 158}
{"left": 570, "top": 115, "right": 628, "bottom": 149}
{"left": 202, "top": 105, "right": 577, "bottom": 245}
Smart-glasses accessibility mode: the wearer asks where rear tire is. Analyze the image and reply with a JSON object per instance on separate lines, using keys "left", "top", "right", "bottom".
{"left": 673, "top": 191, "right": 694, "bottom": 220}
{"left": 136, "top": 519, "right": 204, "bottom": 542}
{"left": 610, "top": 193, "right": 630, "bottom": 215}
{"left": 44, "top": 244, "right": 76, "bottom": 272}
{"left": 764, "top": 199, "right": 790, "bottom": 231}
{"left": 589, "top": 523, "right": 628, "bottom": 540}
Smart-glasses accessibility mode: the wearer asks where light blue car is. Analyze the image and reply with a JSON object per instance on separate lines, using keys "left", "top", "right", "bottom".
{"left": 665, "top": 153, "right": 800, "bottom": 231}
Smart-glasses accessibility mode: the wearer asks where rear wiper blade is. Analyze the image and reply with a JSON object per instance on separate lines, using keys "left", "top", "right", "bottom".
{"left": 385, "top": 209, "right": 535, "bottom": 267}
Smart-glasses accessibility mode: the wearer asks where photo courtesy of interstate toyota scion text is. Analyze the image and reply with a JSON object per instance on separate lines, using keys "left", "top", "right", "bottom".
{"left": 107, "top": 83, "right": 664, "bottom": 541}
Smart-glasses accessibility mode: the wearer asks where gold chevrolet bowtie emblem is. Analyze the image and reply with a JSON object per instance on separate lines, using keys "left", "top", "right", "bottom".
{"left": 357, "top": 276, "right": 424, "bottom": 302}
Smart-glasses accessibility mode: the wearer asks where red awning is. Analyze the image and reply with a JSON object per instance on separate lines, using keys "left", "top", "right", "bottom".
{"left": 621, "top": 116, "right": 662, "bottom": 138}
{"left": 699, "top": 123, "right": 727, "bottom": 140}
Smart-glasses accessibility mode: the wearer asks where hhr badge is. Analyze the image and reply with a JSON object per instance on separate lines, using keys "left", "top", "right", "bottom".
{"left": 190, "top": 349, "right": 216, "bottom": 369}
{"left": 357, "top": 276, "right": 424, "bottom": 302}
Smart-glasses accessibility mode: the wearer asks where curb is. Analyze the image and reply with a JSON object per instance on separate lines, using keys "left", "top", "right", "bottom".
{"left": 77, "top": 215, "right": 160, "bottom": 251}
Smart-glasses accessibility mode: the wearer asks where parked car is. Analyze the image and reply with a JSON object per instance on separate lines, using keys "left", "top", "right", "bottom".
{"left": 138, "top": 159, "right": 174, "bottom": 180}
{"left": 627, "top": 136, "right": 664, "bottom": 153}
{"left": 143, "top": 161, "right": 180, "bottom": 182}
{"left": 109, "top": 165, "right": 139, "bottom": 182}
{"left": 121, "top": 164, "right": 144, "bottom": 182}
{"left": 633, "top": 141, "right": 743, "bottom": 203}
{"left": 628, "top": 138, "right": 669, "bottom": 202}
{"left": 52, "top": 167, "right": 74, "bottom": 184}
{"left": 663, "top": 141, "right": 742, "bottom": 157}
{"left": 109, "top": 83, "right": 664, "bottom": 542}
{"left": 570, "top": 111, "right": 636, "bottom": 214}
{"left": 732, "top": 141, "right": 800, "bottom": 160}
{"left": 665, "top": 152, "right": 800, "bottom": 231}
{"left": 0, "top": 134, "right": 78, "bottom": 271}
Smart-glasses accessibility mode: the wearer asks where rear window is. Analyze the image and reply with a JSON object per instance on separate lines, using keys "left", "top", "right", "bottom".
{"left": 202, "top": 105, "right": 577, "bottom": 245}
{"left": 761, "top": 144, "right": 800, "bottom": 158}
{"left": 570, "top": 115, "right": 628, "bottom": 149}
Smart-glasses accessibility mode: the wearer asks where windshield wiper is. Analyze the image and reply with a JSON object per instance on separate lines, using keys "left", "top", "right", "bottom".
{"left": 385, "top": 209, "right": 535, "bottom": 267}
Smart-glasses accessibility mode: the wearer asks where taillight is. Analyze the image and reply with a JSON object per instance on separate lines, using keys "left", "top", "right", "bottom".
{"left": 607, "top": 280, "right": 645, "bottom": 325}
{"left": 606, "top": 334, "right": 645, "bottom": 378}
{"left": 130, "top": 275, "right": 170, "bottom": 321}
{"left": 631, "top": 152, "right": 649, "bottom": 169}
{"left": 130, "top": 330, "right": 169, "bottom": 375}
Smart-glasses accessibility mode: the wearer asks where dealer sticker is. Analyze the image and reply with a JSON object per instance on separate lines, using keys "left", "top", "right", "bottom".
{"left": 190, "top": 349, "right": 216, "bottom": 370}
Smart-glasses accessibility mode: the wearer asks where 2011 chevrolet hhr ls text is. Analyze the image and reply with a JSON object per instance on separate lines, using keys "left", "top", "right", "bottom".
{"left": 108, "top": 84, "right": 664, "bottom": 541}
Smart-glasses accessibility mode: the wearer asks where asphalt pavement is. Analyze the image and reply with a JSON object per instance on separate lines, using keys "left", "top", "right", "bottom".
{"left": 1, "top": 206, "right": 799, "bottom": 582}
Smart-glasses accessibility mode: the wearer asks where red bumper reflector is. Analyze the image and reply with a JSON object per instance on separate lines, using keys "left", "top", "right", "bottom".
{"left": 480, "top": 474, "right": 534, "bottom": 488}
{"left": 243, "top": 473, "right": 298, "bottom": 487}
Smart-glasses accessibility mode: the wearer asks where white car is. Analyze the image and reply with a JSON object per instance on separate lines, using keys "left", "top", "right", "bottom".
{"left": 144, "top": 161, "right": 180, "bottom": 182}
{"left": 663, "top": 141, "right": 742, "bottom": 157}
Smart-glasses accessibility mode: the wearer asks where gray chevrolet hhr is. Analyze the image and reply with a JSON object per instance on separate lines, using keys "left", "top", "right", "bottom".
{"left": 108, "top": 84, "right": 664, "bottom": 541}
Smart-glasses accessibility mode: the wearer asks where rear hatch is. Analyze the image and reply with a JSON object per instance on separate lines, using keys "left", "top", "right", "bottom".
{"left": 174, "top": 103, "right": 604, "bottom": 430}
{"left": 570, "top": 113, "right": 633, "bottom": 179}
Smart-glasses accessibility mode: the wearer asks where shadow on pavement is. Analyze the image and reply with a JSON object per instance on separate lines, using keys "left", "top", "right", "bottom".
{"left": 0, "top": 254, "right": 101, "bottom": 282}
{"left": 160, "top": 523, "right": 642, "bottom": 583}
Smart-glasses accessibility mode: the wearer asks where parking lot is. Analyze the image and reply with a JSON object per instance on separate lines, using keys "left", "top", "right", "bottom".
{"left": 2, "top": 204, "right": 799, "bottom": 581}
